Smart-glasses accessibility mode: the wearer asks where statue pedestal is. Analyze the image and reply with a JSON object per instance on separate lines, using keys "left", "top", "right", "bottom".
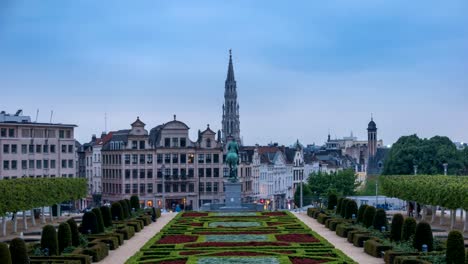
{"left": 224, "top": 182, "right": 242, "bottom": 208}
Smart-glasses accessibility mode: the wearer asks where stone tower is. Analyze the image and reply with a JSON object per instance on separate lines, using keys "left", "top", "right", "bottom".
{"left": 367, "top": 116, "right": 377, "bottom": 158}
{"left": 222, "top": 50, "right": 241, "bottom": 144}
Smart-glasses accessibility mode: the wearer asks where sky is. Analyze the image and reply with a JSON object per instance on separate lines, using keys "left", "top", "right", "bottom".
{"left": 0, "top": 1, "right": 467, "bottom": 146}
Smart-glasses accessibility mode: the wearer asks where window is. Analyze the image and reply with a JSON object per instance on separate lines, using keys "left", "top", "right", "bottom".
{"left": 199, "top": 183, "right": 204, "bottom": 192}
{"left": 29, "top": 144, "right": 34, "bottom": 153}
{"left": 206, "top": 138, "right": 211, "bottom": 148}
{"left": 22, "top": 160, "right": 27, "bottom": 169}
{"left": 61, "top": 160, "right": 66, "bottom": 168}
{"left": 140, "top": 183, "right": 145, "bottom": 194}
{"left": 139, "top": 140, "right": 145, "bottom": 149}
{"left": 68, "top": 145, "right": 73, "bottom": 153}
{"left": 172, "top": 154, "right": 178, "bottom": 163}
{"left": 68, "top": 160, "right": 73, "bottom": 168}
{"left": 11, "top": 144, "right": 17, "bottom": 154}
{"left": 157, "top": 169, "right": 162, "bottom": 178}
{"left": 3, "top": 144, "right": 9, "bottom": 153}
{"left": 59, "top": 130, "right": 65, "bottom": 139}
{"left": 164, "top": 138, "right": 170, "bottom": 147}
{"left": 172, "top": 138, "right": 178, "bottom": 147}
{"left": 132, "top": 154, "right": 138, "bottom": 164}
{"left": 189, "top": 183, "right": 194, "bottom": 192}
{"left": 165, "top": 168, "right": 170, "bottom": 176}
{"left": 124, "top": 154, "right": 130, "bottom": 164}
{"left": 180, "top": 168, "right": 186, "bottom": 177}
{"left": 213, "top": 182, "right": 219, "bottom": 192}
{"left": 180, "top": 154, "right": 186, "bottom": 163}
{"left": 147, "top": 183, "right": 153, "bottom": 193}
{"left": 147, "top": 154, "right": 153, "bottom": 164}
{"left": 180, "top": 138, "right": 186, "bottom": 147}
{"left": 157, "top": 184, "right": 162, "bottom": 193}
{"left": 61, "top": 145, "right": 66, "bottom": 153}
{"left": 181, "top": 183, "right": 186, "bottom": 192}
{"left": 1, "top": 128, "right": 7, "bottom": 137}
{"left": 214, "top": 168, "right": 220, "bottom": 177}
{"left": 43, "top": 160, "right": 49, "bottom": 169}
{"left": 157, "top": 154, "right": 163, "bottom": 164}
{"left": 50, "top": 145, "right": 56, "bottom": 153}
{"left": 188, "top": 154, "right": 194, "bottom": 164}
{"left": 198, "top": 168, "right": 204, "bottom": 177}
{"left": 206, "top": 168, "right": 212, "bottom": 177}
{"left": 206, "top": 154, "right": 212, "bottom": 163}
{"left": 164, "top": 154, "right": 171, "bottom": 163}
{"left": 125, "top": 169, "right": 130, "bottom": 179}
{"left": 132, "top": 141, "right": 137, "bottom": 149}
{"left": 21, "top": 144, "right": 27, "bottom": 154}
{"left": 3, "top": 160, "right": 9, "bottom": 170}
{"left": 165, "top": 183, "right": 171, "bottom": 192}
{"left": 132, "top": 169, "right": 138, "bottom": 179}
{"left": 125, "top": 184, "right": 131, "bottom": 194}
{"left": 8, "top": 128, "right": 15, "bottom": 137}
{"left": 36, "top": 144, "right": 42, "bottom": 153}
{"left": 188, "top": 168, "right": 194, "bottom": 178}
{"left": 140, "top": 170, "right": 145, "bottom": 179}
{"left": 36, "top": 160, "right": 42, "bottom": 169}
{"left": 139, "top": 154, "right": 145, "bottom": 164}
{"left": 50, "top": 160, "right": 56, "bottom": 169}
{"left": 198, "top": 154, "right": 205, "bottom": 164}
{"left": 132, "top": 184, "right": 138, "bottom": 194}
{"left": 65, "top": 130, "right": 71, "bottom": 138}
{"left": 43, "top": 145, "right": 49, "bottom": 153}
{"left": 172, "top": 168, "right": 178, "bottom": 176}
{"left": 147, "top": 169, "right": 153, "bottom": 179}
{"left": 206, "top": 182, "right": 212, "bottom": 192}
{"left": 47, "top": 129, "right": 56, "bottom": 138}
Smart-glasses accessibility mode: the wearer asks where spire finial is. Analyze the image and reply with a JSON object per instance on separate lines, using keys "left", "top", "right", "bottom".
{"left": 173, "top": 114, "right": 176, "bottom": 121}
{"left": 229, "top": 49, "right": 232, "bottom": 57}
{"left": 371, "top": 113, "right": 373, "bottom": 121}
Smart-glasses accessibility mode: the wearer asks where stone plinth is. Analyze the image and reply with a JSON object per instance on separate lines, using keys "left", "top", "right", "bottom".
{"left": 224, "top": 182, "right": 242, "bottom": 208}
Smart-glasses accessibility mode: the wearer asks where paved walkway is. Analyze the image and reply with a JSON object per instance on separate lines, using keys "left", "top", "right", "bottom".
{"left": 98, "top": 212, "right": 176, "bottom": 264}
{"left": 294, "top": 212, "right": 384, "bottom": 264}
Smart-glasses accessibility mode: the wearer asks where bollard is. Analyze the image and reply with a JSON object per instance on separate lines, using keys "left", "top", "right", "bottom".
{"left": 422, "top": 244, "right": 428, "bottom": 253}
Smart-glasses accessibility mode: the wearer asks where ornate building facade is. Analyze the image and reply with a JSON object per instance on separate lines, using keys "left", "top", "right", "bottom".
{"left": 221, "top": 50, "right": 241, "bottom": 145}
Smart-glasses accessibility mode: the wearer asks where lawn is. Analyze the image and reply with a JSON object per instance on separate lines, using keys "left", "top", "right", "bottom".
{"left": 126, "top": 211, "right": 355, "bottom": 264}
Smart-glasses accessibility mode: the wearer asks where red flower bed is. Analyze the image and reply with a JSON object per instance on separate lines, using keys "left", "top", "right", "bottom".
{"left": 211, "top": 251, "right": 268, "bottom": 256}
{"left": 276, "top": 234, "right": 319, "bottom": 243}
{"left": 182, "top": 212, "right": 208, "bottom": 217}
{"left": 263, "top": 212, "right": 287, "bottom": 216}
{"left": 158, "top": 235, "right": 198, "bottom": 244}
{"left": 197, "top": 231, "right": 276, "bottom": 235}
{"left": 186, "top": 241, "right": 290, "bottom": 248}
{"left": 290, "top": 258, "right": 327, "bottom": 264}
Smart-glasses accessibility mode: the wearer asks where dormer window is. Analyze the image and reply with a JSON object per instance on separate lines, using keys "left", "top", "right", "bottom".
{"left": 206, "top": 138, "right": 211, "bottom": 148}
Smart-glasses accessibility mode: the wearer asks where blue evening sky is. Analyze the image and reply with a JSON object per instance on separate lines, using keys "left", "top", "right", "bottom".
{"left": 1, "top": 1, "right": 467, "bottom": 146}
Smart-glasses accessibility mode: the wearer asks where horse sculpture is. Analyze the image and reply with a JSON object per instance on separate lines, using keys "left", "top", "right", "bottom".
{"left": 225, "top": 139, "right": 239, "bottom": 183}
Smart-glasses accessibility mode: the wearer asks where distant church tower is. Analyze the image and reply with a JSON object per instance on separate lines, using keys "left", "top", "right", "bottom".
{"left": 222, "top": 50, "right": 241, "bottom": 144}
{"left": 367, "top": 116, "right": 377, "bottom": 158}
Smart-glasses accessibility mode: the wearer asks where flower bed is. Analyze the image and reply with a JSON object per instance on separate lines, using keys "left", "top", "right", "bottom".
{"left": 126, "top": 211, "right": 355, "bottom": 264}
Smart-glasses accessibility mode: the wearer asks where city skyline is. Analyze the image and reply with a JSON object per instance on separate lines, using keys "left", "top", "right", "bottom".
{"left": 1, "top": 1, "right": 467, "bottom": 145}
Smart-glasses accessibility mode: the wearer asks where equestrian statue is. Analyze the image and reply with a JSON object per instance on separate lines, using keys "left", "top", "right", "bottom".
{"left": 225, "top": 138, "right": 240, "bottom": 183}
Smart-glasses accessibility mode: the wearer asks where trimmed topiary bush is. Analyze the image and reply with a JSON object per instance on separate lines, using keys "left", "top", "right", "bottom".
{"left": 390, "top": 213, "right": 404, "bottom": 242}
{"left": 0, "top": 242, "right": 12, "bottom": 264}
{"left": 81, "top": 211, "right": 98, "bottom": 234}
{"left": 363, "top": 206, "right": 376, "bottom": 228}
{"left": 336, "top": 197, "right": 343, "bottom": 214}
{"left": 402, "top": 217, "right": 417, "bottom": 241}
{"left": 446, "top": 230, "right": 465, "bottom": 264}
{"left": 119, "top": 200, "right": 129, "bottom": 219}
{"left": 345, "top": 200, "right": 358, "bottom": 219}
{"left": 58, "top": 222, "right": 72, "bottom": 254}
{"left": 41, "top": 224, "right": 58, "bottom": 256}
{"left": 125, "top": 199, "right": 132, "bottom": 215}
{"left": 327, "top": 193, "right": 338, "bottom": 210}
{"left": 372, "top": 208, "right": 388, "bottom": 231}
{"left": 413, "top": 221, "right": 433, "bottom": 252}
{"left": 100, "top": 206, "right": 113, "bottom": 227}
{"left": 66, "top": 218, "right": 80, "bottom": 247}
{"left": 112, "top": 202, "right": 124, "bottom": 221}
{"left": 357, "top": 204, "right": 368, "bottom": 224}
{"left": 130, "top": 195, "right": 140, "bottom": 211}
{"left": 340, "top": 199, "right": 350, "bottom": 217}
{"left": 92, "top": 208, "right": 105, "bottom": 233}
{"left": 9, "top": 238, "right": 29, "bottom": 264}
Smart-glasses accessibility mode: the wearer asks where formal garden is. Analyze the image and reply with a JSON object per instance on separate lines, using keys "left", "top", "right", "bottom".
{"left": 127, "top": 211, "right": 355, "bottom": 264}
{"left": 306, "top": 174, "right": 468, "bottom": 264}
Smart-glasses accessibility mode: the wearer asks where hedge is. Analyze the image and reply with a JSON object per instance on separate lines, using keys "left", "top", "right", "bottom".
{"left": 9, "top": 238, "right": 29, "bottom": 264}
{"left": 0, "top": 242, "right": 12, "bottom": 264}
{"left": 58, "top": 222, "right": 72, "bottom": 254}
{"left": 446, "top": 230, "right": 465, "bottom": 264}
{"left": 364, "top": 239, "right": 392, "bottom": 257}
{"left": 41, "top": 225, "right": 59, "bottom": 256}
{"left": 0, "top": 178, "right": 87, "bottom": 216}
{"left": 66, "top": 218, "right": 80, "bottom": 247}
{"left": 100, "top": 206, "right": 112, "bottom": 227}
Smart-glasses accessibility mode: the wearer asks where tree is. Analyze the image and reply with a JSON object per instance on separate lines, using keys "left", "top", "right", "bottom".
{"left": 58, "top": 222, "right": 72, "bottom": 254}
{"left": 66, "top": 218, "right": 80, "bottom": 247}
{"left": 9, "top": 238, "right": 29, "bottom": 264}
{"left": 446, "top": 230, "right": 465, "bottom": 264}
{"left": 413, "top": 222, "right": 433, "bottom": 252}
{"left": 41, "top": 225, "right": 58, "bottom": 256}
{"left": 293, "top": 183, "right": 313, "bottom": 207}
{"left": 307, "top": 169, "right": 359, "bottom": 198}
{"left": 0, "top": 242, "right": 12, "bottom": 264}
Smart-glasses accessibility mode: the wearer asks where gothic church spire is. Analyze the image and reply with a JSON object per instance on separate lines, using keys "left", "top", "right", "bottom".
{"left": 222, "top": 49, "right": 241, "bottom": 145}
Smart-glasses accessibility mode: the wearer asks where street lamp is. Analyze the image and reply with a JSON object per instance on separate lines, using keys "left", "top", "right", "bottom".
{"left": 443, "top": 163, "right": 448, "bottom": 176}
{"left": 161, "top": 164, "right": 166, "bottom": 212}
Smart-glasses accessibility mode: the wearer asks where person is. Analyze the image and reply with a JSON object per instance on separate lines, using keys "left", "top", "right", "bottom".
{"left": 408, "top": 202, "right": 414, "bottom": 217}
{"left": 175, "top": 204, "right": 181, "bottom": 213}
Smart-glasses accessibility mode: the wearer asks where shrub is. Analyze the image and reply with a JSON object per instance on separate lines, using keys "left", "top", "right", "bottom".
{"left": 353, "top": 233, "right": 371, "bottom": 247}
{"left": 66, "top": 218, "right": 80, "bottom": 247}
{"left": 151, "top": 207, "right": 157, "bottom": 222}
{"left": 336, "top": 224, "right": 355, "bottom": 238}
{"left": 91, "top": 208, "right": 105, "bottom": 233}
{"left": 364, "top": 239, "right": 393, "bottom": 257}
{"left": 317, "top": 213, "right": 330, "bottom": 224}
{"left": 119, "top": 200, "right": 129, "bottom": 219}
{"left": 0, "top": 242, "right": 12, "bottom": 264}
{"left": 336, "top": 197, "right": 343, "bottom": 214}
{"left": 402, "top": 217, "right": 417, "bottom": 241}
{"left": 100, "top": 206, "right": 113, "bottom": 227}
{"left": 130, "top": 195, "right": 140, "bottom": 211}
{"left": 125, "top": 199, "right": 132, "bottom": 215}
{"left": 58, "top": 222, "right": 72, "bottom": 254}
{"left": 363, "top": 206, "right": 376, "bottom": 228}
{"left": 446, "top": 230, "right": 465, "bottom": 264}
{"left": 390, "top": 213, "right": 404, "bottom": 242}
{"left": 340, "top": 199, "right": 350, "bottom": 217}
{"left": 81, "top": 211, "right": 98, "bottom": 234}
{"left": 9, "top": 238, "right": 29, "bottom": 264}
{"left": 327, "top": 193, "right": 338, "bottom": 210}
{"left": 357, "top": 204, "right": 368, "bottom": 224}
{"left": 413, "top": 221, "right": 433, "bottom": 252}
{"left": 372, "top": 208, "right": 388, "bottom": 231}
{"left": 82, "top": 242, "right": 109, "bottom": 262}
{"left": 41, "top": 225, "right": 58, "bottom": 256}
{"left": 111, "top": 202, "right": 124, "bottom": 221}
{"left": 345, "top": 200, "right": 358, "bottom": 219}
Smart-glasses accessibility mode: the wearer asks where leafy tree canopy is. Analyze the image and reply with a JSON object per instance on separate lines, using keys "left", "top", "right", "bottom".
{"left": 307, "top": 169, "right": 359, "bottom": 197}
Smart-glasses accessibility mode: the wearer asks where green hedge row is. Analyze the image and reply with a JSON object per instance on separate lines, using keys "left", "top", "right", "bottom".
{"left": 0, "top": 178, "right": 87, "bottom": 215}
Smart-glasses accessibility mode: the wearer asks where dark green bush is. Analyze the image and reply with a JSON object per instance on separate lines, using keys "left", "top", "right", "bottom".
{"left": 82, "top": 242, "right": 109, "bottom": 262}
{"left": 58, "top": 222, "right": 72, "bottom": 254}
{"left": 363, "top": 206, "right": 376, "bottom": 228}
{"left": 413, "top": 221, "right": 433, "bottom": 252}
{"left": 357, "top": 204, "right": 368, "bottom": 224}
{"left": 372, "top": 208, "right": 387, "bottom": 231}
{"left": 41, "top": 225, "right": 58, "bottom": 256}
{"left": 327, "top": 193, "right": 338, "bottom": 210}
{"left": 336, "top": 197, "right": 343, "bottom": 214}
{"left": 125, "top": 199, "right": 132, "bottom": 215}
{"left": 111, "top": 202, "right": 124, "bottom": 221}
{"left": 9, "top": 238, "right": 29, "bottom": 264}
{"left": 345, "top": 200, "right": 358, "bottom": 219}
{"left": 91, "top": 208, "right": 105, "bottom": 233}
{"left": 80, "top": 211, "right": 98, "bottom": 234}
{"left": 317, "top": 213, "right": 330, "bottom": 224}
{"left": 0, "top": 242, "right": 12, "bottom": 264}
{"left": 130, "top": 195, "right": 140, "bottom": 211}
{"left": 340, "top": 199, "right": 350, "bottom": 217}
{"left": 66, "top": 218, "right": 80, "bottom": 247}
{"left": 390, "top": 213, "right": 404, "bottom": 242}
{"left": 402, "top": 217, "right": 417, "bottom": 241}
{"left": 353, "top": 233, "right": 371, "bottom": 247}
{"left": 336, "top": 223, "right": 355, "bottom": 238}
{"left": 364, "top": 239, "right": 393, "bottom": 257}
{"left": 119, "top": 200, "right": 129, "bottom": 219}
{"left": 446, "top": 230, "right": 465, "bottom": 264}
{"left": 100, "top": 206, "right": 112, "bottom": 228}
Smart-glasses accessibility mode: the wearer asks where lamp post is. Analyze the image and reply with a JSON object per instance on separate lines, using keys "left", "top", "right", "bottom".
{"left": 161, "top": 164, "right": 166, "bottom": 212}
{"left": 443, "top": 163, "right": 448, "bottom": 176}
{"left": 413, "top": 165, "right": 418, "bottom": 176}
